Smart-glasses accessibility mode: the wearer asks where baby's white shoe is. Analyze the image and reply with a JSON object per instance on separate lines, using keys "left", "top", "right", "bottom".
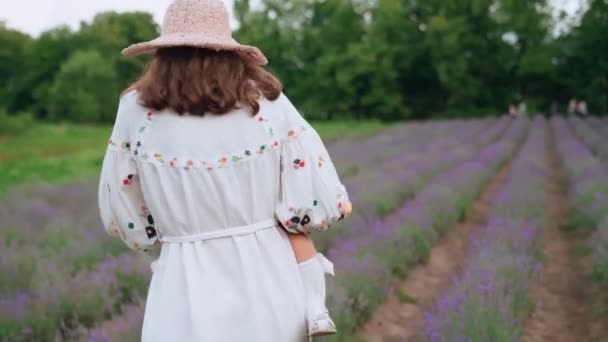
{"left": 299, "top": 253, "right": 337, "bottom": 337}
{"left": 307, "top": 311, "right": 337, "bottom": 337}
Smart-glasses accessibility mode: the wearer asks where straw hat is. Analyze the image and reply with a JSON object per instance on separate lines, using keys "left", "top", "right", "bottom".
{"left": 121, "top": 0, "right": 268, "bottom": 65}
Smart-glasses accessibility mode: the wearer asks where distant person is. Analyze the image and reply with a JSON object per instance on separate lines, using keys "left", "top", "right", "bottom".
{"left": 577, "top": 100, "right": 588, "bottom": 116}
{"left": 568, "top": 98, "right": 578, "bottom": 116}
{"left": 518, "top": 100, "right": 528, "bottom": 117}
{"left": 509, "top": 104, "right": 519, "bottom": 117}
{"left": 98, "top": 0, "right": 352, "bottom": 340}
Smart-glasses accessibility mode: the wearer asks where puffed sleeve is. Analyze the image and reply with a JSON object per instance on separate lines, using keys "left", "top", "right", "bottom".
{"left": 275, "top": 94, "right": 352, "bottom": 234}
{"left": 98, "top": 94, "right": 161, "bottom": 259}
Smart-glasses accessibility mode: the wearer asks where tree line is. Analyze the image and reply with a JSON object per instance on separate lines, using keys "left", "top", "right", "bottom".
{"left": 0, "top": 0, "right": 606, "bottom": 123}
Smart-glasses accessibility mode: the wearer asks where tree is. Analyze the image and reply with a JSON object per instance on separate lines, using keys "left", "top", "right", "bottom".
{"left": 559, "top": 0, "right": 608, "bottom": 113}
{"left": 426, "top": 0, "right": 508, "bottom": 112}
{"left": 0, "top": 23, "right": 33, "bottom": 113}
{"left": 1, "top": 1, "right": 605, "bottom": 122}
{"left": 47, "top": 50, "right": 118, "bottom": 123}
{"left": 78, "top": 12, "right": 159, "bottom": 88}
{"left": 494, "top": 0, "right": 556, "bottom": 110}
{"left": 14, "top": 26, "right": 78, "bottom": 119}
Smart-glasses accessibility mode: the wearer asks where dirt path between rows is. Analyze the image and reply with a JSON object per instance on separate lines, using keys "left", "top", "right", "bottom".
{"left": 523, "top": 123, "right": 597, "bottom": 341}
{"left": 357, "top": 140, "right": 523, "bottom": 342}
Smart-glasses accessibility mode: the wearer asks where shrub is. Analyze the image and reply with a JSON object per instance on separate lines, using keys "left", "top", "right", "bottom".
{"left": 0, "top": 109, "right": 34, "bottom": 136}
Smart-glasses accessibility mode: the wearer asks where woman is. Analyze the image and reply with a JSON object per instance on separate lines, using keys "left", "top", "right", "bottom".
{"left": 97, "top": 0, "right": 351, "bottom": 341}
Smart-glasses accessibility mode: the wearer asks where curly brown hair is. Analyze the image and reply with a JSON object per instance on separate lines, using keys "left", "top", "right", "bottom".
{"left": 126, "top": 47, "right": 282, "bottom": 116}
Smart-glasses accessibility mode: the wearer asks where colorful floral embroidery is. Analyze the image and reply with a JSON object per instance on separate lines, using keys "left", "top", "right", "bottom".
{"left": 185, "top": 160, "right": 194, "bottom": 170}
{"left": 145, "top": 226, "right": 157, "bottom": 239}
{"left": 131, "top": 111, "right": 309, "bottom": 170}
{"left": 293, "top": 159, "right": 305, "bottom": 170}
{"left": 123, "top": 174, "right": 134, "bottom": 185}
{"left": 256, "top": 115, "right": 275, "bottom": 137}
{"left": 218, "top": 157, "right": 229, "bottom": 166}
{"left": 257, "top": 144, "right": 267, "bottom": 155}
{"left": 134, "top": 141, "right": 142, "bottom": 156}
{"left": 108, "top": 139, "right": 132, "bottom": 152}
{"left": 138, "top": 112, "right": 154, "bottom": 133}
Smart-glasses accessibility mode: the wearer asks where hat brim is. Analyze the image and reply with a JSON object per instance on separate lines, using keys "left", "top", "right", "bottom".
{"left": 121, "top": 34, "right": 268, "bottom": 66}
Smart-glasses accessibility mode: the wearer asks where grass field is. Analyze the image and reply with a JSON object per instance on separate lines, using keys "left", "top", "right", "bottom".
{"left": 0, "top": 120, "right": 385, "bottom": 196}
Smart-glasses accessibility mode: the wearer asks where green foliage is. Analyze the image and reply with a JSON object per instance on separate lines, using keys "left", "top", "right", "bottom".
{"left": 48, "top": 50, "right": 119, "bottom": 123}
{"left": 0, "top": 109, "right": 33, "bottom": 135}
{"left": 0, "top": 124, "right": 110, "bottom": 195}
{"left": 558, "top": 0, "right": 608, "bottom": 113}
{"left": 0, "top": 12, "right": 157, "bottom": 122}
{"left": 0, "top": 1, "right": 606, "bottom": 125}
{"left": 0, "top": 23, "right": 32, "bottom": 111}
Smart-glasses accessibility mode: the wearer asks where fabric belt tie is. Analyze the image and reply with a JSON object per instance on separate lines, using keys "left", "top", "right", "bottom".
{"left": 158, "top": 219, "right": 277, "bottom": 243}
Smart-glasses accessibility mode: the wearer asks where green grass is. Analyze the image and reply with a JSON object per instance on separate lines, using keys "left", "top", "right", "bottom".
{"left": 0, "top": 120, "right": 386, "bottom": 195}
{"left": 0, "top": 124, "right": 111, "bottom": 195}
{"left": 313, "top": 120, "right": 386, "bottom": 142}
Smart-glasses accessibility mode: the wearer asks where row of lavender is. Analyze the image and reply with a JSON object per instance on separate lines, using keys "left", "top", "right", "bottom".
{"left": 423, "top": 117, "right": 547, "bottom": 341}
{"left": 553, "top": 117, "right": 608, "bottom": 226}
{"left": 558, "top": 117, "right": 608, "bottom": 306}
{"left": 569, "top": 117, "right": 608, "bottom": 161}
{"left": 316, "top": 118, "right": 509, "bottom": 251}
{"left": 0, "top": 120, "right": 496, "bottom": 340}
{"left": 84, "top": 118, "right": 510, "bottom": 341}
{"left": 326, "top": 118, "right": 528, "bottom": 338}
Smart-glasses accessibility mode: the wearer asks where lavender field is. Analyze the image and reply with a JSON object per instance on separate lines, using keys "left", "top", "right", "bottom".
{"left": 1, "top": 116, "right": 608, "bottom": 341}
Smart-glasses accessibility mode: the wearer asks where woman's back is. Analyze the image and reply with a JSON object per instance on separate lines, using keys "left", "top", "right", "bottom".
{"left": 118, "top": 90, "right": 289, "bottom": 237}
{"left": 101, "top": 91, "right": 311, "bottom": 340}
{"left": 98, "top": 1, "right": 349, "bottom": 340}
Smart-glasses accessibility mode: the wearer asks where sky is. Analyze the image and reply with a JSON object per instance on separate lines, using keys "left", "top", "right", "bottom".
{"left": 1, "top": 0, "right": 584, "bottom": 37}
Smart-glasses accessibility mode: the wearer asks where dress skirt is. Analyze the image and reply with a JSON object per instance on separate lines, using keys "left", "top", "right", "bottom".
{"left": 141, "top": 223, "right": 308, "bottom": 342}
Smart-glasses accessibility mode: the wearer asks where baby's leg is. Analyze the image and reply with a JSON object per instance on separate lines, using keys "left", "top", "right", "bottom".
{"left": 286, "top": 233, "right": 337, "bottom": 336}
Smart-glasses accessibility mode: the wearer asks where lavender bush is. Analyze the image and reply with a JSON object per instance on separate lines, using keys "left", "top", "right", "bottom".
{"left": 315, "top": 118, "right": 511, "bottom": 251}
{"left": 552, "top": 117, "right": 608, "bottom": 230}
{"left": 323, "top": 119, "right": 528, "bottom": 339}
{"left": 565, "top": 117, "right": 608, "bottom": 304}
{"left": 569, "top": 116, "right": 608, "bottom": 160}
{"left": 423, "top": 117, "right": 547, "bottom": 342}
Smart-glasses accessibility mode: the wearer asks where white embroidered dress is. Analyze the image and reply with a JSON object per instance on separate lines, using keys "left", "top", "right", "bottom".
{"left": 98, "top": 91, "right": 350, "bottom": 341}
